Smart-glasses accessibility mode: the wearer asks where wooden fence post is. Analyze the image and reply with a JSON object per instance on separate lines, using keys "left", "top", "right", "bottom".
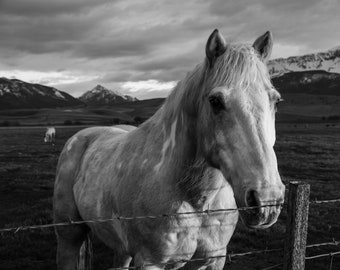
{"left": 283, "top": 181, "right": 310, "bottom": 270}
{"left": 77, "top": 235, "right": 93, "bottom": 270}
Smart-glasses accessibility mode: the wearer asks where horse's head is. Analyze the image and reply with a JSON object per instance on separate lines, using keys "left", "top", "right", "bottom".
{"left": 197, "top": 30, "right": 285, "bottom": 229}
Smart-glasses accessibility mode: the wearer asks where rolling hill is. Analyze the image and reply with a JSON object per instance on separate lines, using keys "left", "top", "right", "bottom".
{"left": 266, "top": 46, "right": 340, "bottom": 122}
{"left": 272, "top": 70, "right": 340, "bottom": 96}
{"left": 0, "top": 98, "right": 165, "bottom": 126}
{"left": 270, "top": 70, "right": 340, "bottom": 121}
{"left": 0, "top": 77, "right": 83, "bottom": 110}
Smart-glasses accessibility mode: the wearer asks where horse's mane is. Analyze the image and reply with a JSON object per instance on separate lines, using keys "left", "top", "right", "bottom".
{"left": 138, "top": 43, "right": 275, "bottom": 200}
{"left": 148, "top": 43, "right": 273, "bottom": 125}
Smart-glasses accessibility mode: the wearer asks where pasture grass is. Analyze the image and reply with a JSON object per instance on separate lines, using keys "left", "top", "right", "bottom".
{"left": 0, "top": 124, "right": 339, "bottom": 270}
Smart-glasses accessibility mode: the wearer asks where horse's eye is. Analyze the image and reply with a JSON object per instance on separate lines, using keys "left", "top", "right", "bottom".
{"left": 275, "top": 98, "right": 284, "bottom": 112}
{"left": 209, "top": 95, "right": 225, "bottom": 114}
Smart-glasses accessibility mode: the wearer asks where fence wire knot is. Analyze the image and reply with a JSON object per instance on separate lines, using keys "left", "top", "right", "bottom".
{"left": 205, "top": 205, "right": 211, "bottom": 216}
{"left": 14, "top": 226, "right": 23, "bottom": 234}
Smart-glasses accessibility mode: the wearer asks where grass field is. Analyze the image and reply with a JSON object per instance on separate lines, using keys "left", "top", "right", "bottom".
{"left": 0, "top": 124, "right": 339, "bottom": 270}
{"left": 0, "top": 100, "right": 164, "bottom": 127}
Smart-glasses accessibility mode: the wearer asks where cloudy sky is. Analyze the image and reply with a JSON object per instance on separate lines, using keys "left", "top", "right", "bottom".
{"left": 0, "top": 0, "right": 339, "bottom": 99}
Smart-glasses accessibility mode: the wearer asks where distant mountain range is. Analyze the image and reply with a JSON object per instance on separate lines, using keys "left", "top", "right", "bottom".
{"left": 0, "top": 80, "right": 138, "bottom": 110}
{"left": 79, "top": 85, "right": 138, "bottom": 106}
{"left": 268, "top": 46, "right": 340, "bottom": 77}
{"left": 272, "top": 70, "right": 340, "bottom": 96}
{"left": 0, "top": 77, "right": 83, "bottom": 110}
{"left": 0, "top": 46, "right": 340, "bottom": 115}
{"left": 272, "top": 70, "right": 340, "bottom": 121}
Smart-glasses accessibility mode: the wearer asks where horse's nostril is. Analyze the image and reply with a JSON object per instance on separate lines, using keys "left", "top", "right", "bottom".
{"left": 245, "top": 189, "right": 259, "bottom": 208}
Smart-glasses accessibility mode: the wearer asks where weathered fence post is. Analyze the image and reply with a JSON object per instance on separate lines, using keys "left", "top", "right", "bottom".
{"left": 283, "top": 181, "right": 310, "bottom": 270}
{"left": 77, "top": 235, "right": 93, "bottom": 270}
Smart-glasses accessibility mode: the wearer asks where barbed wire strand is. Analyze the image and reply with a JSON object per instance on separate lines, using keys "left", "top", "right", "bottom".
{"left": 1, "top": 197, "right": 340, "bottom": 234}
{"left": 260, "top": 263, "right": 283, "bottom": 270}
{"left": 2, "top": 197, "right": 340, "bottom": 234}
{"left": 306, "top": 239, "right": 340, "bottom": 248}
{"left": 1, "top": 217, "right": 339, "bottom": 270}
{"left": 105, "top": 241, "right": 340, "bottom": 270}
{"left": 107, "top": 247, "right": 283, "bottom": 270}
{"left": 310, "top": 198, "right": 340, "bottom": 204}
{"left": 104, "top": 241, "right": 340, "bottom": 270}
{"left": 306, "top": 240, "right": 340, "bottom": 270}
{"left": 0, "top": 203, "right": 283, "bottom": 233}
{"left": 0, "top": 199, "right": 339, "bottom": 269}
{"left": 305, "top": 251, "right": 340, "bottom": 260}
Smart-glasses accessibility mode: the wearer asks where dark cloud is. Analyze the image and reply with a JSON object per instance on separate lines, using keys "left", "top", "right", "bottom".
{"left": 0, "top": 11, "right": 106, "bottom": 56}
{"left": 75, "top": 40, "right": 151, "bottom": 58}
{"left": 134, "top": 50, "right": 202, "bottom": 73}
{"left": 0, "top": 0, "right": 338, "bottom": 99}
{"left": 208, "top": 0, "right": 340, "bottom": 51}
{"left": 0, "top": 0, "right": 114, "bottom": 16}
{"left": 102, "top": 67, "right": 190, "bottom": 83}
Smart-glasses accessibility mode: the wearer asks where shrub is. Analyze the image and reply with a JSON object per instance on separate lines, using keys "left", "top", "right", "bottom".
{"left": 112, "top": 118, "right": 121, "bottom": 125}
{"left": 134, "top": 116, "right": 147, "bottom": 124}
{"left": 63, "top": 120, "right": 73, "bottom": 125}
{"left": 327, "top": 115, "right": 340, "bottom": 121}
{"left": 73, "top": 120, "right": 83, "bottom": 125}
{"left": 0, "top": 120, "right": 11, "bottom": 126}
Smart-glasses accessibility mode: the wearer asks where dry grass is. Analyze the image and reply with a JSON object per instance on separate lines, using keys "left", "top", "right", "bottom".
{"left": 0, "top": 124, "right": 339, "bottom": 270}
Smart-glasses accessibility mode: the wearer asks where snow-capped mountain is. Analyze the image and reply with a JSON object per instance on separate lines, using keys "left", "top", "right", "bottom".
{"left": 268, "top": 45, "right": 340, "bottom": 120}
{"left": 268, "top": 46, "right": 340, "bottom": 77}
{"left": 272, "top": 70, "right": 340, "bottom": 96}
{"left": 0, "top": 77, "right": 83, "bottom": 110}
{"left": 79, "top": 85, "right": 138, "bottom": 105}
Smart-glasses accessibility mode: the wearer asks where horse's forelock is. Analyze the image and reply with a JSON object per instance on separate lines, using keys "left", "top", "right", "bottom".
{"left": 208, "top": 43, "right": 272, "bottom": 92}
{"left": 151, "top": 42, "right": 272, "bottom": 128}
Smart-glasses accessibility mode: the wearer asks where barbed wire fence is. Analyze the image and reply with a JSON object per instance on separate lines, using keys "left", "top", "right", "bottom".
{"left": 0, "top": 182, "right": 339, "bottom": 270}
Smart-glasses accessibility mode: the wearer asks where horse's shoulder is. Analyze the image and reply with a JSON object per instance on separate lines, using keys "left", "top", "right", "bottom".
{"left": 72, "top": 126, "right": 128, "bottom": 137}
{"left": 64, "top": 126, "right": 131, "bottom": 152}
{"left": 113, "top": 124, "right": 137, "bottom": 132}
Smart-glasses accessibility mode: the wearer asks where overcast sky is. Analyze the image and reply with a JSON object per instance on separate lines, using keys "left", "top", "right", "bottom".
{"left": 0, "top": 0, "right": 339, "bottom": 99}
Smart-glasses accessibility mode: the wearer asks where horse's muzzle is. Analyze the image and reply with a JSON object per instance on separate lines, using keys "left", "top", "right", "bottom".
{"left": 240, "top": 189, "right": 284, "bottom": 229}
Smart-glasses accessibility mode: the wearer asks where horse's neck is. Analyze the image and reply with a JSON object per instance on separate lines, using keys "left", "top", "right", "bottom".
{"left": 142, "top": 107, "right": 197, "bottom": 171}
{"left": 140, "top": 106, "right": 222, "bottom": 208}
{"left": 141, "top": 75, "right": 200, "bottom": 173}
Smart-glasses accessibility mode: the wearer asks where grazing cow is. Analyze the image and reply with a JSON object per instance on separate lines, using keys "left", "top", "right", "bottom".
{"left": 44, "top": 127, "right": 56, "bottom": 144}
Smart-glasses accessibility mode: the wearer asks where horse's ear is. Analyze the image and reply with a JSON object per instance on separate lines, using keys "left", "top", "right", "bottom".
{"left": 206, "top": 29, "right": 227, "bottom": 67}
{"left": 253, "top": 31, "right": 273, "bottom": 62}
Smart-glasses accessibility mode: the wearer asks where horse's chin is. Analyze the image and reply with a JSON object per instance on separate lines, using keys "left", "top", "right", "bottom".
{"left": 239, "top": 208, "right": 281, "bottom": 230}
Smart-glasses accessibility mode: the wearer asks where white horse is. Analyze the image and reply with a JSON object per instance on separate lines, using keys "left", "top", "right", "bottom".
{"left": 44, "top": 127, "right": 56, "bottom": 144}
{"left": 53, "top": 29, "right": 285, "bottom": 270}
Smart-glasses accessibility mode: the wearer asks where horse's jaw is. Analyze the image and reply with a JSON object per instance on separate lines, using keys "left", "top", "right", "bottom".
{"left": 239, "top": 206, "right": 282, "bottom": 229}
